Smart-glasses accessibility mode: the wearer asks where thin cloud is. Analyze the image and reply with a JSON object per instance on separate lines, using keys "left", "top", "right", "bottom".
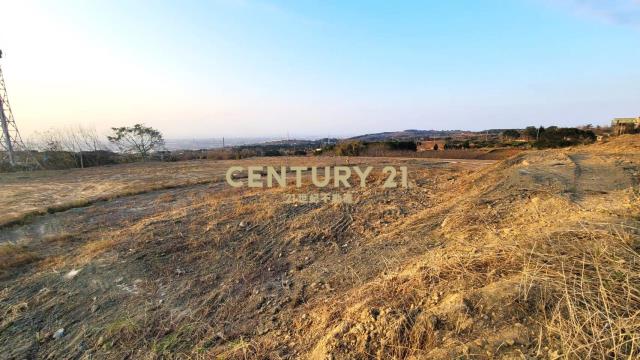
{"left": 544, "top": 0, "right": 640, "bottom": 27}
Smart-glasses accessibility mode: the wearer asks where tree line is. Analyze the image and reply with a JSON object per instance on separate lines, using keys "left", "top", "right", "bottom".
{"left": 503, "top": 126, "right": 597, "bottom": 148}
{"left": 23, "top": 124, "right": 165, "bottom": 170}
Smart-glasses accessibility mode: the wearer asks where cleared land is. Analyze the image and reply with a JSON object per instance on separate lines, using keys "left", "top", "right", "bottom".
{"left": 0, "top": 137, "right": 638, "bottom": 359}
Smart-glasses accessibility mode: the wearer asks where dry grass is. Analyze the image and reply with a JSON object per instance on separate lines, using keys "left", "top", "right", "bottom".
{"left": 0, "top": 138, "right": 638, "bottom": 359}
{"left": 0, "top": 243, "right": 39, "bottom": 274}
{"left": 43, "top": 232, "right": 76, "bottom": 244}
{"left": 78, "top": 237, "right": 120, "bottom": 261}
{"left": 521, "top": 228, "right": 640, "bottom": 358}
{"left": 0, "top": 156, "right": 440, "bottom": 228}
{"left": 302, "top": 223, "right": 640, "bottom": 358}
{"left": 300, "top": 137, "right": 640, "bottom": 359}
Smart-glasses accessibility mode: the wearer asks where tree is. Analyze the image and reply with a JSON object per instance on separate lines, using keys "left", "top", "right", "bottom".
{"left": 524, "top": 126, "right": 538, "bottom": 141}
{"left": 533, "top": 127, "right": 597, "bottom": 148}
{"left": 30, "top": 125, "right": 107, "bottom": 168}
{"left": 335, "top": 141, "right": 365, "bottom": 156}
{"left": 502, "top": 129, "right": 521, "bottom": 139}
{"left": 108, "top": 124, "right": 164, "bottom": 160}
{"left": 57, "top": 125, "right": 101, "bottom": 168}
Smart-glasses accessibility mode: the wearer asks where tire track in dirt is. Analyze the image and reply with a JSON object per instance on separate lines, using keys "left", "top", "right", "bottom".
{"left": 566, "top": 152, "right": 637, "bottom": 203}
{"left": 567, "top": 153, "right": 584, "bottom": 202}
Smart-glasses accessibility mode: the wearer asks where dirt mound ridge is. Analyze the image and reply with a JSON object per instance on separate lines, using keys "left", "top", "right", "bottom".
{"left": 295, "top": 138, "right": 640, "bottom": 359}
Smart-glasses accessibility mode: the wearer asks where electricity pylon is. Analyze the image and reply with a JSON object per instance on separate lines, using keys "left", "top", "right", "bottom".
{"left": 0, "top": 49, "right": 38, "bottom": 168}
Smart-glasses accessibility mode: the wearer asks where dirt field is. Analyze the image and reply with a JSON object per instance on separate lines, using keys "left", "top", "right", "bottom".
{"left": 0, "top": 157, "right": 492, "bottom": 229}
{"left": 0, "top": 137, "right": 638, "bottom": 359}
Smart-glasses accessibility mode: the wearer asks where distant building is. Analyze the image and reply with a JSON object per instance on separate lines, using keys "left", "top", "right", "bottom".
{"left": 417, "top": 140, "right": 446, "bottom": 151}
{"left": 612, "top": 117, "right": 640, "bottom": 135}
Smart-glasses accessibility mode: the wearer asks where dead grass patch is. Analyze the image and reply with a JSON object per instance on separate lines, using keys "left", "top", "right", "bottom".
{"left": 43, "top": 232, "right": 76, "bottom": 244}
{"left": 79, "top": 237, "right": 120, "bottom": 260}
{"left": 0, "top": 244, "right": 39, "bottom": 273}
{"left": 521, "top": 229, "right": 640, "bottom": 358}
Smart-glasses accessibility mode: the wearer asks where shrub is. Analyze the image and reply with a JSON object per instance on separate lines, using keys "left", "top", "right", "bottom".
{"left": 335, "top": 141, "right": 365, "bottom": 156}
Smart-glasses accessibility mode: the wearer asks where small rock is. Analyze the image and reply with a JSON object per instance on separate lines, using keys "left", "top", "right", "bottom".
{"left": 53, "top": 328, "right": 65, "bottom": 339}
{"left": 64, "top": 269, "right": 81, "bottom": 280}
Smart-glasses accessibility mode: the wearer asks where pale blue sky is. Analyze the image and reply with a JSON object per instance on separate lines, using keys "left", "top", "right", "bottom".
{"left": 1, "top": 0, "right": 639, "bottom": 138}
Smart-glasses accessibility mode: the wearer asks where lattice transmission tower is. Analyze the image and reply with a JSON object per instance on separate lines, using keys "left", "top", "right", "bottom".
{"left": 0, "top": 49, "right": 38, "bottom": 168}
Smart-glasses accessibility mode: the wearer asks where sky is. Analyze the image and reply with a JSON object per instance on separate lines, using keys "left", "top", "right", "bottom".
{"left": 0, "top": 0, "right": 639, "bottom": 139}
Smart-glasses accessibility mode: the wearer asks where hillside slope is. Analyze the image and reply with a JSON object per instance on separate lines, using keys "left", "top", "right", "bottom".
{"left": 299, "top": 136, "right": 640, "bottom": 359}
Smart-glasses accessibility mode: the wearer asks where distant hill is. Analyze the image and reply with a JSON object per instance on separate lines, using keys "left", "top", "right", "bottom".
{"left": 164, "top": 137, "right": 280, "bottom": 150}
{"left": 261, "top": 138, "right": 338, "bottom": 147}
{"left": 348, "top": 129, "right": 517, "bottom": 141}
{"left": 349, "top": 129, "right": 466, "bottom": 141}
